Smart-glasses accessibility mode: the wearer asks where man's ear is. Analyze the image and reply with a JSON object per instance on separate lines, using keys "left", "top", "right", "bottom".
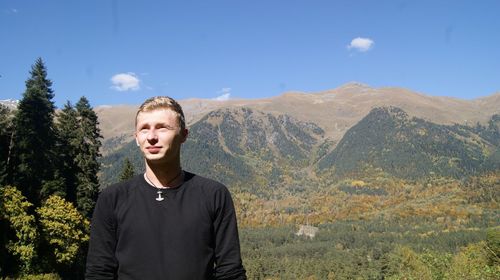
{"left": 134, "top": 132, "right": 140, "bottom": 146}
{"left": 181, "top": 129, "right": 189, "bottom": 143}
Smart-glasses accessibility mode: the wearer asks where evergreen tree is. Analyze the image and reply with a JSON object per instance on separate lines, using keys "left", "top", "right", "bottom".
{"left": 0, "top": 104, "right": 14, "bottom": 186}
{"left": 8, "top": 58, "right": 60, "bottom": 206}
{"left": 119, "top": 158, "right": 135, "bottom": 181}
{"left": 54, "top": 102, "right": 80, "bottom": 202}
{"left": 74, "top": 96, "right": 102, "bottom": 218}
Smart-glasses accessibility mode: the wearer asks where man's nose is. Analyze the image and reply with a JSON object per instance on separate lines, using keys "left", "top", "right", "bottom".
{"left": 147, "top": 129, "right": 158, "bottom": 141}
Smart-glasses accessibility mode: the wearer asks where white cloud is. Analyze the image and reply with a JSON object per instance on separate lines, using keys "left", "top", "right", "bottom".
{"left": 214, "top": 88, "right": 231, "bottom": 101}
{"left": 110, "top": 72, "right": 140, "bottom": 91}
{"left": 4, "top": 8, "right": 18, "bottom": 14}
{"left": 347, "top": 37, "right": 374, "bottom": 52}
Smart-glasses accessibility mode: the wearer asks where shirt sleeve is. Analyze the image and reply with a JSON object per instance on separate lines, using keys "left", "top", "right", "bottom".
{"left": 212, "top": 186, "right": 247, "bottom": 280}
{"left": 85, "top": 190, "right": 118, "bottom": 280}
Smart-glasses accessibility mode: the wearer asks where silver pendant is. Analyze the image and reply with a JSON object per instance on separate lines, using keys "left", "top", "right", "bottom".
{"left": 156, "top": 191, "right": 165, "bottom": 201}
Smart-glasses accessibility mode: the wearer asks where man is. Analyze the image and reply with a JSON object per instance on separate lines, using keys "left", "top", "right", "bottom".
{"left": 86, "top": 96, "right": 246, "bottom": 279}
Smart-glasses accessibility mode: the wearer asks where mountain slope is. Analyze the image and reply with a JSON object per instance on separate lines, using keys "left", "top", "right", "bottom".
{"left": 318, "top": 107, "right": 500, "bottom": 179}
{"left": 181, "top": 107, "right": 327, "bottom": 190}
{"left": 100, "top": 107, "right": 327, "bottom": 191}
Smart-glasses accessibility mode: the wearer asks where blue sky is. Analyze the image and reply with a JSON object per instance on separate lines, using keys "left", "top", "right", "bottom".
{"left": 1, "top": 0, "right": 499, "bottom": 107}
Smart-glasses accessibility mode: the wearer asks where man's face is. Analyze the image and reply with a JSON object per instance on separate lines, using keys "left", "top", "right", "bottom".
{"left": 135, "top": 109, "right": 188, "bottom": 164}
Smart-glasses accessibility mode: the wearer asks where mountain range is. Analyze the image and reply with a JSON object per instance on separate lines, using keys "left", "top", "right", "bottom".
{"left": 96, "top": 83, "right": 500, "bottom": 189}
{"left": 0, "top": 99, "right": 19, "bottom": 109}
{"left": 95, "top": 83, "right": 499, "bottom": 143}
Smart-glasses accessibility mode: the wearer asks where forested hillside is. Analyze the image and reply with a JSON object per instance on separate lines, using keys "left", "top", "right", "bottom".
{"left": 318, "top": 107, "right": 500, "bottom": 179}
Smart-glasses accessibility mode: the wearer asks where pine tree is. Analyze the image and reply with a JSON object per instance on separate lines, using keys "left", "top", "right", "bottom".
{"left": 8, "top": 58, "right": 60, "bottom": 206}
{"left": 75, "top": 96, "right": 102, "bottom": 218}
{"left": 55, "top": 102, "right": 80, "bottom": 202}
{"left": 119, "top": 158, "right": 135, "bottom": 181}
{"left": 0, "top": 104, "right": 14, "bottom": 186}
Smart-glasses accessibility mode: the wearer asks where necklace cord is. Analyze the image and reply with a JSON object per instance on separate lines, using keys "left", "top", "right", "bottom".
{"left": 144, "top": 170, "right": 183, "bottom": 189}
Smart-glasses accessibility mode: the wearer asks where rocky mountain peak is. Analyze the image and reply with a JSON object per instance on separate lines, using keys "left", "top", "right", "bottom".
{"left": 0, "top": 99, "right": 19, "bottom": 109}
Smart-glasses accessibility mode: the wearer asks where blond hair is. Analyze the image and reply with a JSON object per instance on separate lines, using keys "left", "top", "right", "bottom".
{"left": 136, "top": 96, "right": 186, "bottom": 130}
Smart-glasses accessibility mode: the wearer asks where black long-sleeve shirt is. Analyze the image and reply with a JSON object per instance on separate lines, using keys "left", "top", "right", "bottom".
{"left": 86, "top": 172, "right": 246, "bottom": 279}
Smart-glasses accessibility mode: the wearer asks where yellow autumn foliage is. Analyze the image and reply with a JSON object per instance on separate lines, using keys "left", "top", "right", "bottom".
{"left": 445, "top": 241, "right": 500, "bottom": 279}
{"left": 351, "top": 180, "right": 366, "bottom": 187}
{"left": 36, "top": 195, "right": 89, "bottom": 264}
{"left": 0, "top": 186, "right": 38, "bottom": 273}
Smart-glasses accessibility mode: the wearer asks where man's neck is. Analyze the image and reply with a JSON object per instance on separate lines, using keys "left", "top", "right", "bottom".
{"left": 145, "top": 161, "right": 183, "bottom": 188}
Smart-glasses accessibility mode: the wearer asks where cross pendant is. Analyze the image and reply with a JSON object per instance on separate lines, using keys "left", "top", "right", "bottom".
{"left": 156, "top": 191, "right": 165, "bottom": 201}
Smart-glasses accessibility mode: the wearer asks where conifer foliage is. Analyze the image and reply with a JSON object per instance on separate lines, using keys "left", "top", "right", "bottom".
{"left": 8, "top": 58, "right": 59, "bottom": 206}
{"left": 74, "top": 97, "right": 102, "bottom": 218}
{"left": 119, "top": 158, "right": 135, "bottom": 181}
{"left": 0, "top": 104, "right": 14, "bottom": 186}
{"left": 55, "top": 98, "right": 103, "bottom": 218}
{"left": 55, "top": 102, "right": 80, "bottom": 202}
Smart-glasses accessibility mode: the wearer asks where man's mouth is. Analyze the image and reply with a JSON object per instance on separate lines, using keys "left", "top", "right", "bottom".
{"left": 146, "top": 146, "right": 162, "bottom": 153}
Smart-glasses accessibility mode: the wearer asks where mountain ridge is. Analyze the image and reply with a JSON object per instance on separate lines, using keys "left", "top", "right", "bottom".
{"left": 100, "top": 105, "right": 500, "bottom": 192}
{"left": 92, "top": 83, "right": 500, "bottom": 155}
